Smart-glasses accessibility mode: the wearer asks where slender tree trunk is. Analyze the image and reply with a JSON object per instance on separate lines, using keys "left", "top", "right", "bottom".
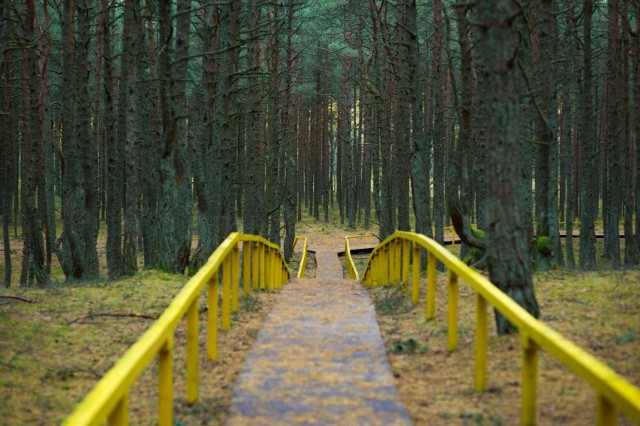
{"left": 122, "top": 0, "right": 142, "bottom": 275}
{"left": 243, "top": 0, "right": 264, "bottom": 236}
{"left": 603, "top": 0, "right": 623, "bottom": 265}
{"left": 432, "top": 0, "right": 445, "bottom": 246}
{"left": 579, "top": 0, "right": 597, "bottom": 269}
{"left": 103, "top": 0, "right": 122, "bottom": 279}
{"left": 634, "top": 1, "right": 640, "bottom": 258}
{"left": 19, "top": 0, "right": 47, "bottom": 286}
{"left": 531, "top": 0, "right": 560, "bottom": 270}
{"left": 621, "top": 0, "right": 638, "bottom": 264}
{"left": 1, "top": 4, "right": 12, "bottom": 286}
{"left": 283, "top": 0, "right": 297, "bottom": 260}
{"left": 394, "top": 0, "right": 412, "bottom": 232}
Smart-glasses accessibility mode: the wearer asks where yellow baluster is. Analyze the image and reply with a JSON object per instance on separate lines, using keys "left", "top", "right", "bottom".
{"left": 521, "top": 335, "right": 538, "bottom": 426}
{"left": 207, "top": 271, "right": 218, "bottom": 360}
{"left": 231, "top": 245, "right": 240, "bottom": 313}
{"left": 252, "top": 242, "right": 259, "bottom": 290}
{"left": 222, "top": 257, "right": 231, "bottom": 331}
{"left": 158, "top": 337, "right": 173, "bottom": 426}
{"left": 402, "top": 239, "right": 411, "bottom": 284}
{"left": 186, "top": 299, "right": 199, "bottom": 404}
{"left": 426, "top": 252, "right": 436, "bottom": 320}
{"left": 411, "top": 245, "right": 420, "bottom": 305}
{"left": 107, "top": 395, "right": 129, "bottom": 426}
{"left": 475, "top": 293, "right": 488, "bottom": 392}
{"left": 595, "top": 394, "right": 616, "bottom": 426}
{"left": 243, "top": 241, "right": 251, "bottom": 296}
{"left": 447, "top": 269, "right": 459, "bottom": 352}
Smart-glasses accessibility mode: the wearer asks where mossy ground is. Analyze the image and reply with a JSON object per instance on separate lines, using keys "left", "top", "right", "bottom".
{"left": 2, "top": 214, "right": 638, "bottom": 425}
{"left": 350, "top": 237, "right": 640, "bottom": 425}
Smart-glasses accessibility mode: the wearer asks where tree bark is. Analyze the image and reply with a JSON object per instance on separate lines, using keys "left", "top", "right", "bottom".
{"left": 478, "top": 0, "right": 541, "bottom": 334}
{"left": 579, "top": 0, "right": 597, "bottom": 269}
{"left": 603, "top": 0, "right": 623, "bottom": 265}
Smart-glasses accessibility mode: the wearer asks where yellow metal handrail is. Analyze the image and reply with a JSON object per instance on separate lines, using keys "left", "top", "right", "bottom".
{"left": 357, "top": 231, "right": 640, "bottom": 425}
{"left": 293, "top": 236, "right": 308, "bottom": 278}
{"left": 64, "top": 232, "right": 291, "bottom": 426}
{"left": 344, "top": 234, "right": 377, "bottom": 280}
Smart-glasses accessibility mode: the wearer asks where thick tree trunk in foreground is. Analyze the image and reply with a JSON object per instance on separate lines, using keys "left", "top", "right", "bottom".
{"left": 478, "top": 0, "right": 541, "bottom": 334}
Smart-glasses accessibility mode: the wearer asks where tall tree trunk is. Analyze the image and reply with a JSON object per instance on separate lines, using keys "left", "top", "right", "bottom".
{"left": 283, "top": 0, "right": 297, "bottom": 261}
{"left": 634, "top": 1, "right": 640, "bottom": 258}
{"left": 140, "top": 1, "right": 161, "bottom": 268}
{"left": 478, "top": 0, "right": 541, "bottom": 334}
{"left": 58, "top": 0, "right": 100, "bottom": 280}
{"left": 579, "top": 0, "right": 597, "bottom": 269}
{"left": 621, "top": 0, "right": 638, "bottom": 264}
{"left": 603, "top": 0, "right": 623, "bottom": 265}
{"left": 531, "top": 0, "right": 560, "bottom": 270}
{"left": 122, "top": 0, "right": 142, "bottom": 275}
{"left": 103, "top": 0, "right": 123, "bottom": 279}
{"left": 19, "top": 0, "right": 47, "bottom": 286}
{"left": 243, "top": 0, "right": 264, "bottom": 236}
{"left": 266, "top": 3, "right": 281, "bottom": 244}
{"left": 432, "top": 0, "right": 445, "bottom": 246}
{"left": 156, "top": 0, "right": 193, "bottom": 273}
{"left": 1, "top": 4, "right": 12, "bottom": 286}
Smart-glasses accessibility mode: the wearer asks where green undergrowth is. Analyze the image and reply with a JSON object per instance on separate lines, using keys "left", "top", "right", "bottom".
{"left": 0, "top": 270, "right": 188, "bottom": 425}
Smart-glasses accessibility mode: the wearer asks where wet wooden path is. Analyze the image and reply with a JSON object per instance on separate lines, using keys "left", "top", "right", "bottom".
{"left": 226, "top": 250, "right": 412, "bottom": 425}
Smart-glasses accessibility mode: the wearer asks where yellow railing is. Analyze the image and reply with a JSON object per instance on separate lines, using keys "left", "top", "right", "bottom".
{"left": 64, "top": 232, "right": 290, "bottom": 426}
{"left": 351, "top": 231, "right": 640, "bottom": 426}
{"left": 344, "top": 234, "right": 376, "bottom": 280}
{"left": 293, "top": 236, "right": 308, "bottom": 278}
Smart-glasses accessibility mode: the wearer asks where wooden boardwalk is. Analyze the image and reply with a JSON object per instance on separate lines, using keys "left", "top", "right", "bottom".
{"left": 227, "top": 252, "right": 411, "bottom": 425}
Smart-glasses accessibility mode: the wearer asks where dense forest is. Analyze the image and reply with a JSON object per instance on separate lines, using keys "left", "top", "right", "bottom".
{"left": 1, "top": 0, "right": 638, "bottom": 294}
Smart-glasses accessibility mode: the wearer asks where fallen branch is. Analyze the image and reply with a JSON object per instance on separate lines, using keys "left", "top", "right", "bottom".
{"left": 68, "top": 313, "right": 158, "bottom": 325}
{"left": 0, "top": 295, "right": 38, "bottom": 304}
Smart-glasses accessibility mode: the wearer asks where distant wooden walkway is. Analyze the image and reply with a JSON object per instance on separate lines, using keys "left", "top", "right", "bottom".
{"left": 227, "top": 252, "right": 412, "bottom": 425}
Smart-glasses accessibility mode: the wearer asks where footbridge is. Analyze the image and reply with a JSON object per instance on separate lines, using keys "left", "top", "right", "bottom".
{"left": 63, "top": 232, "right": 640, "bottom": 425}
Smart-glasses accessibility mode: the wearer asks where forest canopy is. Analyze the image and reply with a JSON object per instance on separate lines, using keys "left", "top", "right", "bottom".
{"left": 1, "top": 0, "right": 638, "bottom": 300}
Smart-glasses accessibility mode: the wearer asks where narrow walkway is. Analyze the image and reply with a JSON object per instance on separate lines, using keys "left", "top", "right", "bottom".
{"left": 315, "top": 250, "right": 345, "bottom": 279}
{"left": 227, "top": 252, "right": 412, "bottom": 425}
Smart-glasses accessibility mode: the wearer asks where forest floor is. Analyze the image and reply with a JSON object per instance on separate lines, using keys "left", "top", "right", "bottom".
{"left": 1, "top": 214, "right": 639, "bottom": 425}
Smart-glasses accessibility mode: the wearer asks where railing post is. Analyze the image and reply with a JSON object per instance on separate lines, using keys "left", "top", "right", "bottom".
{"left": 384, "top": 246, "right": 390, "bottom": 284}
{"left": 257, "top": 244, "right": 264, "bottom": 289}
{"left": 186, "top": 299, "right": 199, "bottom": 404}
{"left": 263, "top": 246, "right": 269, "bottom": 290}
{"left": 252, "top": 242, "right": 259, "bottom": 290}
{"left": 207, "top": 271, "right": 218, "bottom": 360}
{"left": 267, "top": 248, "right": 274, "bottom": 290}
{"left": 107, "top": 395, "right": 129, "bottom": 426}
{"left": 158, "top": 337, "right": 173, "bottom": 426}
{"left": 426, "top": 252, "right": 436, "bottom": 320}
{"left": 232, "top": 244, "right": 240, "bottom": 313}
{"left": 243, "top": 241, "right": 251, "bottom": 296}
{"left": 596, "top": 393, "right": 616, "bottom": 426}
{"left": 411, "top": 245, "right": 420, "bottom": 305}
{"left": 475, "top": 293, "right": 488, "bottom": 392}
{"left": 370, "top": 252, "right": 378, "bottom": 286}
{"left": 222, "top": 256, "right": 231, "bottom": 331}
{"left": 394, "top": 239, "right": 402, "bottom": 283}
{"left": 388, "top": 242, "right": 396, "bottom": 283}
{"left": 402, "top": 239, "right": 411, "bottom": 283}
{"left": 447, "top": 269, "right": 459, "bottom": 352}
{"left": 521, "top": 334, "right": 538, "bottom": 426}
